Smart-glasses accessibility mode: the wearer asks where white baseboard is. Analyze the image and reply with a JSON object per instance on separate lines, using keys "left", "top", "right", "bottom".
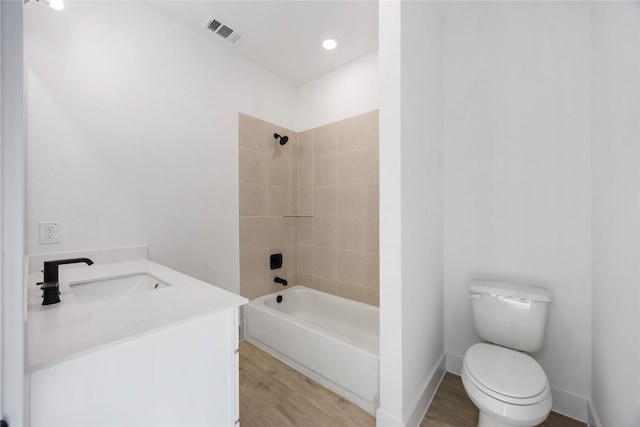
{"left": 446, "top": 350, "right": 463, "bottom": 374}
{"left": 551, "top": 387, "right": 588, "bottom": 423}
{"left": 445, "top": 352, "right": 464, "bottom": 375}
{"left": 445, "top": 352, "right": 588, "bottom": 423}
{"left": 375, "top": 354, "right": 446, "bottom": 427}
{"left": 404, "top": 354, "right": 446, "bottom": 427}
{"left": 588, "top": 400, "right": 603, "bottom": 427}
{"left": 376, "top": 408, "right": 402, "bottom": 426}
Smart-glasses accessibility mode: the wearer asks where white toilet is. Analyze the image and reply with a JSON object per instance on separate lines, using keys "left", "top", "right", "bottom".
{"left": 461, "top": 280, "right": 553, "bottom": 427}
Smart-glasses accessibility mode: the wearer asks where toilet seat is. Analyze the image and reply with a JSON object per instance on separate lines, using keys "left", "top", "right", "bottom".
{"left": 463, "top": 343, "right": 549, "bottom": 405}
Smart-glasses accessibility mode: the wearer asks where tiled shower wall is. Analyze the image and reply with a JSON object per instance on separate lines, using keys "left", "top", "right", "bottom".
{"left": 297, "top": 111, "right": 379, "bottom": 306}
{"left": 238, "top": 113, "right": 298, "bottom": 300}
{"left": 238, "top": 110, "right": 379, "bottom": 306}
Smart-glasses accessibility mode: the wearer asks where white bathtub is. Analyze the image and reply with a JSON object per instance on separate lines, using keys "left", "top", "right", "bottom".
{"left": 244, "top": 286, "right": 379, "bottom": 414}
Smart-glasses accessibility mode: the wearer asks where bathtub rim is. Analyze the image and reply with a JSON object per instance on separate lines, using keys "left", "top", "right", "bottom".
{"left": 251, "top": 285, "right": 379, "bottom": 312}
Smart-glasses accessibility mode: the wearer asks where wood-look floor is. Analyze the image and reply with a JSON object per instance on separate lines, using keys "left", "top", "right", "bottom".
{"left": 239, "top": 340, "right": 373, "bottom": 427}
{"left": 239, "top": 341, "right": 585, "bottom": 427}
{"left": 418, "top": 373, "right": 585, "bottom": 427}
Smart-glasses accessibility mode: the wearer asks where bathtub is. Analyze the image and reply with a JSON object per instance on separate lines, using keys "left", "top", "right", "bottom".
{"left": 244, "top": 286, "right": 379, "bottom": 414}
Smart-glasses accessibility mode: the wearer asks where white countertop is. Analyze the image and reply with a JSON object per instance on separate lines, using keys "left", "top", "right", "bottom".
{"left": 27, "top": 258, "right": 247, "bottom": 371}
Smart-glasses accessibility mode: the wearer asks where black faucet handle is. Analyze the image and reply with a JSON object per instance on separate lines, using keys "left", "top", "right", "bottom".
{"left": 40, "top": 281, "right": 59, "bottom": 290}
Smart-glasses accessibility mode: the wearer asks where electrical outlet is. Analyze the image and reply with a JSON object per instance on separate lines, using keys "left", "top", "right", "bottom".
{"left": 39, "top": 221, "right": 60, "bottom": 244}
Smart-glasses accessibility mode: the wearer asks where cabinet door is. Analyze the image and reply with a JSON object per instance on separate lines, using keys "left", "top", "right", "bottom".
{"left": 30, "top": 309, "right": 238, "bottom": 426}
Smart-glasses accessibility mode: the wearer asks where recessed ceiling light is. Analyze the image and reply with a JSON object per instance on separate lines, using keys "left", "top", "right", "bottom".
{"left": 48, "top": 0, "right": 64, "bottom": 10}
{"left": 322, "top": 39, "right": 337, "bottom": 50}
{"left": 25, "top": 0, "right": 65, "bottom": 10}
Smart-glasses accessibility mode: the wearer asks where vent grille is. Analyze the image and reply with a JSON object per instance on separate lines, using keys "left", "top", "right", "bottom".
{"left": 227, "top": 33, "right": 242, "bottom": 44}
{"left": 217, "top": 25, "right": 234, "bottom": 39}
{"left": 207, "top": 19, "right": 222, "bottom": 32}
{"left": 204, "top": 17, "right": 247, "bottom": 46}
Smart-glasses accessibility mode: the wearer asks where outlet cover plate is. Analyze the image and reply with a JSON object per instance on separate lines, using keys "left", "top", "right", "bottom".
{"left": 39, "top": 221, "right": 60, "bottom": 244}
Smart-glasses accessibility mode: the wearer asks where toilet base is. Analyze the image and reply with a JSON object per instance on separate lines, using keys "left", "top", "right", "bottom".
{"left": 478, "top": 411, "right": 523, "bottom": 427}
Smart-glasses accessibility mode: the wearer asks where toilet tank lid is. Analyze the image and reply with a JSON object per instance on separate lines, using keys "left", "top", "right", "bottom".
{"left": 469, "top": 280, "right": 552, "bottom": 302}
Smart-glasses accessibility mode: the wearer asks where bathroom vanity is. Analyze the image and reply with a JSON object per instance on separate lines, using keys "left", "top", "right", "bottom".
{"left": 26, "top": 246, "right": 247, "bottom": 427}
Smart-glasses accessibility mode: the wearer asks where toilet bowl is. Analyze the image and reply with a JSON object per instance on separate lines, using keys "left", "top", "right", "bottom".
{"left": 462, "top": 343, "right": 552, "bottom": 427}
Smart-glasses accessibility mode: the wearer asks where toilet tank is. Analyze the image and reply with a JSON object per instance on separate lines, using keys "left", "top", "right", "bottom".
{"left": 469, "top": 280, "right": 552, "bottom": 353}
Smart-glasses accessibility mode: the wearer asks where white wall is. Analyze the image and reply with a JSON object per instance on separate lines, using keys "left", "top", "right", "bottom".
{"left": 1, "top": 2, "right": 26, "bottom": 425}
{"left": 400, "top": 1, "right": 444, "bottom": 423}
{"left": 591, "top": 3, "right": 640, "bottom": 426}
{"left": 378, "top": 2, "right": 403, "bottom": 422}
{"left": 378, "top": 2, "right": 444, "bottom": 426}
{"left": 442, "top": 2, "right": 591, "bottom": 420}
{"left": 297, "top": 51, "right": 378, "bottom": 131}
{"left": 24, "top": 1, "right": 297, "bottom": 293}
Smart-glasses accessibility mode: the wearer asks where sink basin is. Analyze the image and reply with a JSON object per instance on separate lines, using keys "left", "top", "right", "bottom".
{"left": 69, "top": 273, "right": 170, "bottom": 303}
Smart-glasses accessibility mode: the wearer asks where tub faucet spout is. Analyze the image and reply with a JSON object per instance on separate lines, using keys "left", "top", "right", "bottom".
{"left": 274, "top": 277, "right": 288, "bottom": 286}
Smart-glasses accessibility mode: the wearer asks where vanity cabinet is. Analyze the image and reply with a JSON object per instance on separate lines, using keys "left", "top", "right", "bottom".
{"left": 29, "top": 307, "right": 240, "bottom": 426}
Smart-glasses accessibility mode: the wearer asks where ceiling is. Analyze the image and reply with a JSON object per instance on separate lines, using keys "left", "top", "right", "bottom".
{"left": 151, "top": 1, "right": 379, "bottom": 86}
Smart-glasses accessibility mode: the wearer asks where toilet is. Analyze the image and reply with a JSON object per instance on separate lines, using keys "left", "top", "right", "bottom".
{"left": 461, "top": 280, "right": 553, "bottom": 427}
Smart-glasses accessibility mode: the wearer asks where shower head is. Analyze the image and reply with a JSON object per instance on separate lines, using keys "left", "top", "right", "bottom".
{"left": 274, "top": 133, "right": 289, "bottom": 145}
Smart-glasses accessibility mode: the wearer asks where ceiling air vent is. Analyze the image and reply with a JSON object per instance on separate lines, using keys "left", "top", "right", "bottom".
{"left": 207, "top": 19, "right": 222, "bottom": 32}
{"left": 204, "top": 17, "right": 247, "bottom": 46}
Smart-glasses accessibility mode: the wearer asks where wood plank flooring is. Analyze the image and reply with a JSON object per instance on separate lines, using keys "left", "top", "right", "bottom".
{"left": 239, "top": 341, "right": 585, "bottom": 427}
{"left": 239, "top": 340, "right": 374, "bottom": 427}
{"left": 419, "top": 374, "right": 585, "bottom": 427}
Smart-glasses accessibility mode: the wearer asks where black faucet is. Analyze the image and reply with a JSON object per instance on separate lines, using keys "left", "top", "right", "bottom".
{"left": 40, "top": 258, "right": 94, "bottom": 305}
{"left": 274, "top": 276, "right": 288, "bottom": 287}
